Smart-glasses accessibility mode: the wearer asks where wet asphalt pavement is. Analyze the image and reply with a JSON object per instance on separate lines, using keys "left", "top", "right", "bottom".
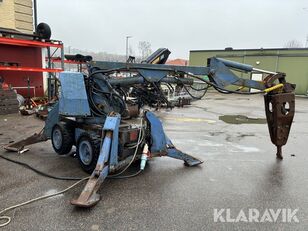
{"left": 0, "top": 93, "right": 307, "bottom": 231}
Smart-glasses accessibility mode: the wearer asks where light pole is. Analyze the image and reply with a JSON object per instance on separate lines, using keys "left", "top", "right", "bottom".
{"left": 33, "top": 0, "right": 38, "bottom": 29}
{"left": 126, "top": 36, "right": 132, "bottom": 62}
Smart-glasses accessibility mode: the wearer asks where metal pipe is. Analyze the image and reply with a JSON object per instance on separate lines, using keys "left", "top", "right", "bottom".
{"left": 60, "top": 46, "right": 64, "bottom": 70}
{"left": 252, "top": 68, "right": 277, "bottom": 75}
{"left": 217, "top": 57, "right": 277, "bottom": 75}
{"left": 47, "top": 47, "right": 52, "bottom": 100}
{"left": 107, "top": 76, "right": 194, "bottom": 86}
{"left": 33, "top": 0, "right": 38, "bottom": 30}
{"left": 216, "top": 58, "right": 253, "bottom": 72}
{"left": 91, "top": 61, "right": 208, "bottom": 76}
{"left": 126, "top": 36, "right": 132, "bottom": 62}
{"left": 12, "top": 86, "right": 36, "bottom": 97}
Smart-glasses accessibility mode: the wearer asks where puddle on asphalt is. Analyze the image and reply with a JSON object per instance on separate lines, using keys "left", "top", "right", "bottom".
{"left": 219, "top": 115, "right": 266, "bottom": 124}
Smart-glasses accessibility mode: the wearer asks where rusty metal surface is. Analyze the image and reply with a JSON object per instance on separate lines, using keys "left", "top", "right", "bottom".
{"left": 263, "top": 73, "right": 296, "bottom": 93}
{"left": 264, "top": 92, "right": 295, "bottom": 159}
{"left": 3, "top": 132, "right": 48, "bottom": 152}
{"left": 71, "top": 131, "right": 112, "bottom": 207}
{"left": 126, "top": 104, "right": 139, "bottom": 118}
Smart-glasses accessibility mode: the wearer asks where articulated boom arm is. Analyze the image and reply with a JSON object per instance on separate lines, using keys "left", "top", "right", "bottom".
{"left": 2, "top": 57, "right": 295, "bottom": 209}
{"left": 92, "top": 57, "right": 295, "bottom": 158}
{"left": 207, "top": 58, "right": 295, "bottom": 159}
{"left": 4, "top": 57, "right": 295, "bottom": 159}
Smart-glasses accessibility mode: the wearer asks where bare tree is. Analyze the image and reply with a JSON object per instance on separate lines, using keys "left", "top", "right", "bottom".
{"left": 138, "top": 41, "right": 152, "bottom": 60}
{"left": 284, "top": 39, "right": 303, "bottom": 48}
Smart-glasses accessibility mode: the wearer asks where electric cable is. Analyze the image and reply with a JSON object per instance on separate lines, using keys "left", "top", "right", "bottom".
{"left": 0, "top": 155, "right": 84, "bottom": 181}
{"left": 89, "top": 65, "right": 267, "bottom": 95}
{"left": 174, "top": 77, "right": 208, "bottom": 100}
{"left": 126, "top": 128, "right": 145, "bottom": 149}
{"left": 107, "top": 118, "right": 144, "bottom": 178}
{"left": 188, "top": 84, "right": 209, "bottom": 91}
{"left": 213, "top": 85, "right": 232, "bottom": 94}
{"left": 182, "top": 84, "right": 208, "bottom": 99}
{"left": 0, "top": 142, "right": 144, "bottom": 227}
{"left": 86, "top": 71, "right": 127, "bottom": 117}
{"left": 107, "top": 169, "right": 142, "bottom": 179}
{"left": 0, "top": 151, "right": 144, "bottom": 181}
{"left": 0, "top": 177, "right": 90, "bottom": 227}
{"left": 181, "top": 72, "right": 265, "bottom": 95}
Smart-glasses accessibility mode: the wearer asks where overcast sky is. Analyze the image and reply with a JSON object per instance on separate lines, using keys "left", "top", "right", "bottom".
{"left": 37, "top": 0, "right": 308, "bottom": 59}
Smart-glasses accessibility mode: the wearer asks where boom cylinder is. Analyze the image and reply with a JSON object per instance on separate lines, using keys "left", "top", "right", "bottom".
{"left": 107, "top": 76, "right": 194, "bottom": 86}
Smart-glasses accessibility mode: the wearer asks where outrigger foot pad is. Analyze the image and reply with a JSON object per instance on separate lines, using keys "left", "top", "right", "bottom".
{"left": 167, "top": 147, "right": 203, "bottom": 166}
{"left": 71, "top": 192, "right": 101, "bottom": 208}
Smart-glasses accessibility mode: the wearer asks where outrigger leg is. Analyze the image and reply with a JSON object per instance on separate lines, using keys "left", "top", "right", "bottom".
{"left": 145, "top": 111, "right": 203, "bottom": 166}
{"left": 71, "top": 113, "right": 121, "bottom": 207}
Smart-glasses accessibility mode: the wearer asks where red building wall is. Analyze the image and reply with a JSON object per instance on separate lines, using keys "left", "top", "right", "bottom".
{"left": 0, "top": 44, "right": 44, "bottom": 97}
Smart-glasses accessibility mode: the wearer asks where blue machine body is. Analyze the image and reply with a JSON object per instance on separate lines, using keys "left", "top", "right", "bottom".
{"left": 209, "top": 58, "right": 266, "bottom": 90}
{"left": 43, "top": 102, "right": 59, "bottom": 138}
{"left": 103, "top": 115, "right": 121, "bottom": 166}
{"left": 59, "top": 72, "right": 91, "bottom": 117}
{"left": 145, "top": 111, "right": 167, "bottom": 153}
{"left": 70, "top": 113, "right": 121, "bottom": 207}
{"left": 97, "top": 115, "right": 121, "bottom": 176}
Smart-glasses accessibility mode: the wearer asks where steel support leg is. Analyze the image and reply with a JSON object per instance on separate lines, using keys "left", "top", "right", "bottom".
{"left": 145, "top": 111, "right": 203, "bottom": 166}
{"left": 71, "top": 114, "right": 121, "bottom": 207}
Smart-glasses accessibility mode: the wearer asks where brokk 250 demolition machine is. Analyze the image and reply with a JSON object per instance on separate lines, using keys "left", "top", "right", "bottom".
{"left": 4, "top": 49, "right": 295, "bottom": 207}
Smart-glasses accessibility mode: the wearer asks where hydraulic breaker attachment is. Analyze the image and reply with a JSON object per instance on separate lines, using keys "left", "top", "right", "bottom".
{"left": 264, "top": 92, "right": 295, "bottom": 159}
{"left": 71, "top": 114, "right": 121, "bottom": 207}
{"left": 145, "top": 111, "right": 203, "bottom": 166}
{"left": 263, "top": 73, "right": 295, "bottom": 159}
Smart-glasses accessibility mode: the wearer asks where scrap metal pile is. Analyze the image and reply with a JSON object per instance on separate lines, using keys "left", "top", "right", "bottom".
{"left": 4, "top": 49, "right": 295, "bottom": 207}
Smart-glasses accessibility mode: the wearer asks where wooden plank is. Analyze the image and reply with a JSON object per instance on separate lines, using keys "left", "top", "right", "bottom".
{"left": 0, "top": 103, "right": 19, "bottom": 107}
{"left": 0, "top": 90, "right": 16, "bottom": 93}
{"left": 0, "top": 105, "right": 19, "bottom": 108}
{"left": 0, "top": 105, "right": 19, "bottom": 109}
{"left": 0, "top": 106, "right": 19, "bottom": 111}
{"left": 0, "top": 98, "right": 19, "bottom": 103}
{"left": 0, "top": 104, "right": 18, "bottom": 108}
{"left": 0, "top": 89, "right": 19, "bottom": 115}
{"left": 0, "top": 92, "right": 17, "bottom": 97}
{"left": 0, "top": 95, "right": 18, "bottom": 100}
{"left": 0, "top": 108, "right": 19, "bottom": 112}
{"left": 0, "top": 101, "right": 18, "bottom": 104}
{"left": 0, "top": 110, "right": 19, "bottom": 115}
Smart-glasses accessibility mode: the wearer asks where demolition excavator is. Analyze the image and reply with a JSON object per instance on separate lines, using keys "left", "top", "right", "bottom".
{"left": 4, "top": 48, "right": 295, "bottom": 207}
